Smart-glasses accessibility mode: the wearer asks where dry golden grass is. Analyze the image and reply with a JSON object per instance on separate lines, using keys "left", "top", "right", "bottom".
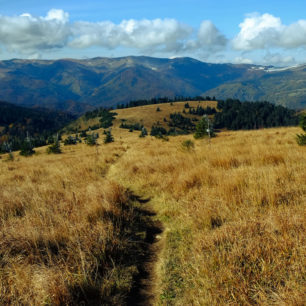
{"left": 0, "top": 141, "right": 153, "bottom": 304}
{"left": 66, "top": 100, "right": 217, "bottom": 132}
{"left": 107, "top": 126, "right": 306, "bottom": 305}
{"left": 113, "top": 101, "right": 217, "bottom": 129}
{"left": 0, "top": 106, "right": 305, "bottom": 305}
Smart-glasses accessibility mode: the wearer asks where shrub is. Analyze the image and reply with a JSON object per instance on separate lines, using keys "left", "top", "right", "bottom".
{"left": 80, "top": 130, "right": 87, "bottom": 138}
{"left": 139, "top": 127, "right": 148, "bottom": 138}
{"left": 296, "top": 114, "right": 306, "bottom": 145}
{"left": 296, "top": 133, "right": 306, "bottom": 146}
{"left": 150, "top": 125, "right": 167, "bottom": 137}
{"left": 47, "top": 141, "right": 61, "bottom": 154}
{"left": 6, "top": 152, "right": 14, "bottom": 161}
{"left": 300, "top": 113, "right": 306, "bottom": 131}
{"left": 181, "top": 139, "right": 195, "bottom": 151}
{"left": 20, "top": 141, "right": 35, "bottom": 156}
{"left": 104, "top": 131, "right": 114, "bottom": 144}
{"left": 64, "top": 136, "right": 78, "bottom": 145}
{"left": 86, "top": 133, "right": 99, "bottom": 146}
{"left": 194, "top": 116, "right": 214, "bottom": 139}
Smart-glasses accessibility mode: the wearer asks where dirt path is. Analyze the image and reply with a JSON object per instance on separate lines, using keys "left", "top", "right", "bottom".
{"left": 125, "top": 193, "right": 163, "bottom": 306}
{"left": 104, "top": 146, "right": 164, "bottom": 305}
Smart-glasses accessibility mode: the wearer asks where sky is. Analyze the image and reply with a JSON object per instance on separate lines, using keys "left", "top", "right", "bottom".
{"left": 0, "top": 0, "right": 305, "bottom": 66}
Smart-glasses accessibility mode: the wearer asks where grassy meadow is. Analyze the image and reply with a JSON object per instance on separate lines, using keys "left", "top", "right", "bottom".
{"left": 0, "top": 102, "right": 305, "bottom": 305}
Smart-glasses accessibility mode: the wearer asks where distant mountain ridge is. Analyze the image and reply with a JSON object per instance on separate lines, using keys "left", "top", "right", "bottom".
{"left": 0, "top": 56, "right": 305, "bottom": 112}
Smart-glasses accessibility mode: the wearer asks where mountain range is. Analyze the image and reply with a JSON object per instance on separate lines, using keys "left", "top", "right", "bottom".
{"left": 0, "top": 56, "right": 305, "bottom": 113}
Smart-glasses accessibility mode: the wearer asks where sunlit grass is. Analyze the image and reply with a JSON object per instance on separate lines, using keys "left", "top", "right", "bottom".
{"left": 0, "top": 103, "right": 305, "bottom": 305}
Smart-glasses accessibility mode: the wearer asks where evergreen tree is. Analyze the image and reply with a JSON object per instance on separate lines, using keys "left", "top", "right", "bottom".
{"left": 20, "top": 133, "right": 35, "bottom": 156}
{"left": 194, "top": 116, "right": 214, "bottom": 139}
{"left": 296, "top": 113, "right": 306, "bottom": 145}
{"left": 86, "top": 133, "right": 99, "bottom": 146}
{"left": 47, "top": 139, "right": 61, "bottom": 154}
{"left": 80, "top": 130, "right": 87, "bottom": 138}
{"left": 104, "top": 130, "right": 114, "bottom": 144}
{"left": 64, "top": 135, "right": 78, "bottom": 145}
{"left": 139, "top": 127, "right": 148, "bottom": 138}
{"left": 300, "top": 113, "right": 306, "bottom": 131}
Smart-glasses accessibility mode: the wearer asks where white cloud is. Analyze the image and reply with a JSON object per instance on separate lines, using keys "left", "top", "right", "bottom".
{"left": 0, "top": 9, "right": 70, "bottom": 54}
{"left": 197, "top": 21, "right": 227, "bottom": 47}
{"left": 178, "top": 21, "right": 227, "bottom": 56}
{"left": 0, "top": 9, "right": 305, "bottom": 65}
{"left": 263, "top": 52, "right": 296, "bottom": 66}
{"left": 70, "top": 19, "right": 193, "bottom": 52}
{"left": 0, "top": 9, "right": 227, "bottom": 57}
{"left": 233, "top": 13, "right": 306, "bottom": 51}
{"left": 234, "top": 56, "right": 253, "bottom": 64}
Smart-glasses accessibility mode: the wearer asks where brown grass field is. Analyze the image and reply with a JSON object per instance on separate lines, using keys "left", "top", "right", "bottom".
{"left": 67, "top": 100, "right": 217, "bottom": 131}
{"left": 0, "top": 103, "right": 305, "bottom": 305}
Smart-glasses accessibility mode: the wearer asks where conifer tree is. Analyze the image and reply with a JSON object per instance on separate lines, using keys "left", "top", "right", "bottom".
{"left": 104, "top": 130, "right": 114, "bottom": 143}
{"left": 296, "top": 113, "right": 306, "bottom": 145}
{"left": 20, "top": 132, "right": 35, "bottom": 156}
{"left": 194, "top": 115, "right": 214, "bottom": 139}
{"left": 139, "top": 127, "right": 148, "bottom": 138}
{"left": 86, "top": 133, "right": 99, "bottom": 146}
{"left": 47, "top": 135, "right": 61, "bottom": 154}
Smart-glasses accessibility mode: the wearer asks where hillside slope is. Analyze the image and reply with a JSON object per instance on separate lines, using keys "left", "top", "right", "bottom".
{"left": 0, "top": 101, "right": 75, "bottom": 152}
{"left": 1, "top": 56, "right": 305, "bottom": 111}
{"left": 1, "top": 109, "right": 304, "bottom": 304}
{"left": 204, "top": 65, "right": 306, "bottom": 109}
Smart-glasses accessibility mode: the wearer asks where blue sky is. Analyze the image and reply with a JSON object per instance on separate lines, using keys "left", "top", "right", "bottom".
{"left": 0, "top": 0, "right": 305, "bottom": 65}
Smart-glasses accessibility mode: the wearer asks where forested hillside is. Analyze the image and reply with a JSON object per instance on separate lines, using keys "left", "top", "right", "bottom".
{"left": 0, "top": 57, "right": 305, "bottom": 111}
{"left": 0, "top": 101, "right": 75, "bottom": 153}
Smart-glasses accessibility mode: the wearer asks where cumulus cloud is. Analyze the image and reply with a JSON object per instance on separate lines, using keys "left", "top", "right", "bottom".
{"left": 233, "top": 13, "right": 306, "bottom": 51}
{"left": 263, "top": 52, "right": 296, "bottom": 66}
{"left": 69, "top": 19, "right": 227, "bottom": 53}
{"left": 0, "top": 9, "right": 70, "bottom": 54}
{"left": 0, "top": 9, "right": 228, "bottom": 57}
{"left": 198, "top": 21, "right": 227, "bottom": 47}
{"left": 183, "top": 21, "right": 227, "bottom": 53}
{"left": 70, "top": 18, "right": 193, "bottom": 52}
{"left": 1, "top": 9, "right": 305, "bottom": 65}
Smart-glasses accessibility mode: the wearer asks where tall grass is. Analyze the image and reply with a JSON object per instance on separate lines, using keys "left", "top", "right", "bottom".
{"left": 0, "top": 142, "right": 152, "bottom": 304}
{"left": 108, "top": 127, "right": 305, "bottom": 305}
{"left": 0, "top": 121, "right": 305, "bottom": 305}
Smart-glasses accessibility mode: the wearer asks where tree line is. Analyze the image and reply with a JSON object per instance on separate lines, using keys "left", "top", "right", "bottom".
{"left": 214, "top": 99, "right": 298, "bottom": 130}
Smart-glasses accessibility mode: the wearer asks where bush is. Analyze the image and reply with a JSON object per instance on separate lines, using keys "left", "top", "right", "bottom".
{"left": 47, "top": 141, "right": 61, "bottom": 154}
{"left": 139, "top": 127, "right": 148, "bottom": 138}
{"left": 300, "top": 113, "right": 306, "bottom": 131}
{"left": 150, "top": 125, "right": 167, "bottom": 137}
{"left": 296, "top": 134, "right": 306, "bottom": 146}
{"left": 80, "top": 130, "right": 87, "bottom": 138}
{"left": 86, "top": 133, "right": 99, "bottom": 146}
{"left": 194, "top": 116, "right": 214, "bottom": 139}
{"left": 296, "top": 114, "right": 306, "bottom": 145}
{"left": 20, "top": 141, "right": 35, "bottom": 156}
{"left": 104, "top": 131, "right": 114, "bottom": 144}
{"left": 64, "top": 136, "right": 78, "bottom": 145}
{"left": 181, "top": 139, "right": 195, "bottom": 151}
{"left": 6, "top": 152, "right": 14, "bottom": 161}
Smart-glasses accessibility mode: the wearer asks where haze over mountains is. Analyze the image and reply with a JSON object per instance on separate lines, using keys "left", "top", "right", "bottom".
{"left": 0, "top": 56, "right": 305, "bottom": 113}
